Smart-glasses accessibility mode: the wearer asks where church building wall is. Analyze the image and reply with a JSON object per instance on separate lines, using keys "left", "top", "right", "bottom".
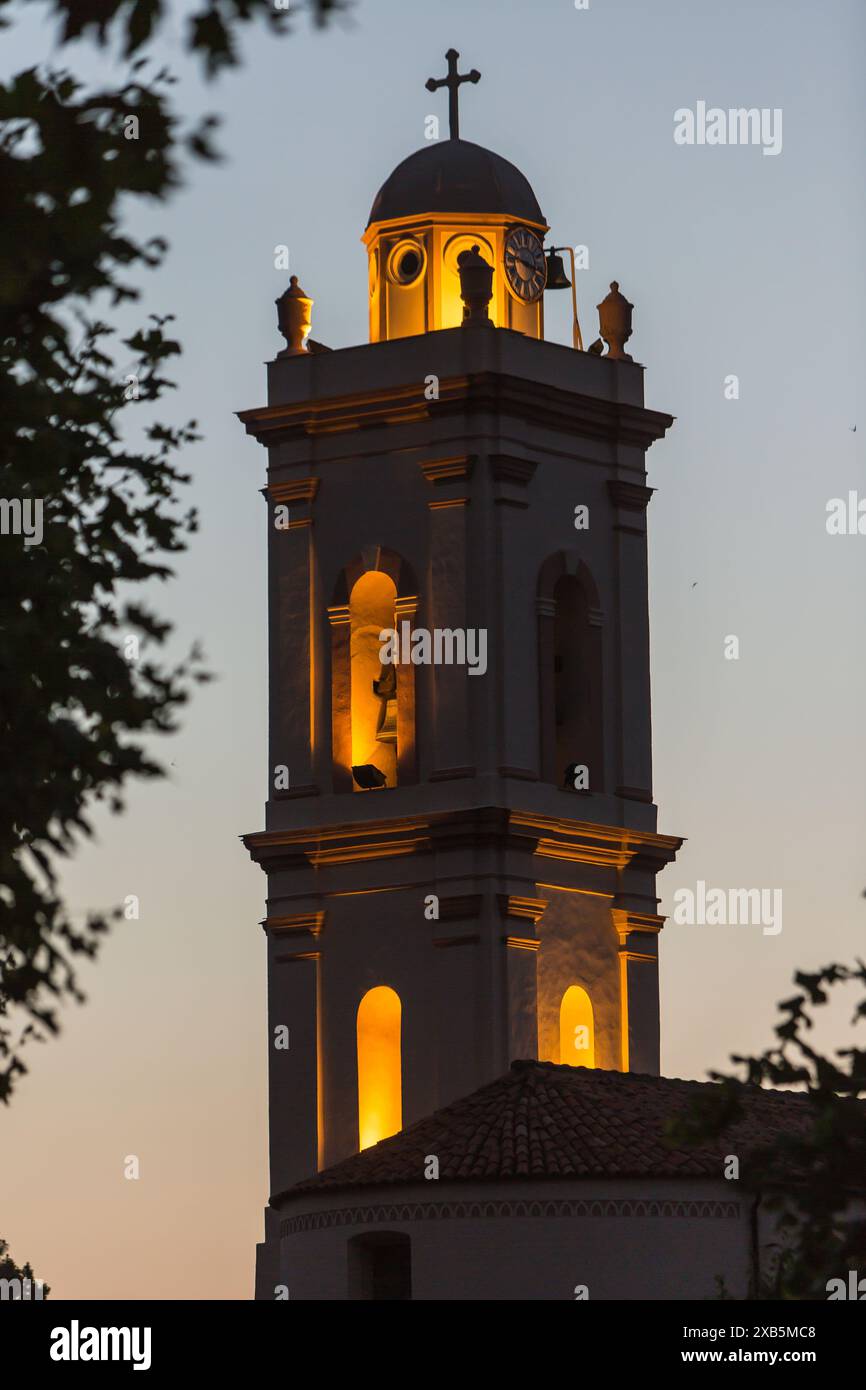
{"left": 274, "top": 1178, "right": 756, "bottom": 1302}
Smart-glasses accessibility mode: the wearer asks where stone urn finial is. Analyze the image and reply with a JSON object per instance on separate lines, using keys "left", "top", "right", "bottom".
{"left": 597, "top": 281, "right": 634, "bottom": 361}
{"left": 275, "top": 275, "right": 313, "bottom": 356}
{"left": 457, "top": 244, "right": 494, "bottom": 328}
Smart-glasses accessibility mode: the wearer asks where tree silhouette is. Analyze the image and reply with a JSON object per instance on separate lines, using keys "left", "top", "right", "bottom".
{"left": 0, "top": 0, "right": 343, "bottom": 1101}
{"left": 670, "top": 961, "right": 866, "bottom": 1298}
{"left": 0, "top": 1235, "right": 49, "bottom": 1298}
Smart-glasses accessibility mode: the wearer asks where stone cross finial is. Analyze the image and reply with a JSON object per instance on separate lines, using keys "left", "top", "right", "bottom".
{"left": 425, "top": 48, "right": 481, "bottom": 139}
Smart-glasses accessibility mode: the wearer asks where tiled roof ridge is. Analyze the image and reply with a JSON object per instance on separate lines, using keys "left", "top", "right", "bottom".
{"left": 508, "top": 1058, "right": 809, "bottom": 1101}
{"left": 277, "top": 1060, "right": 823, "bottom": 1203}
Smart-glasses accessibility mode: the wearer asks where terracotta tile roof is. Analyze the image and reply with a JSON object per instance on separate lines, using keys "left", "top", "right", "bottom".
{"left": 283, "top": 1061, "right": 815, "bottom": 1199}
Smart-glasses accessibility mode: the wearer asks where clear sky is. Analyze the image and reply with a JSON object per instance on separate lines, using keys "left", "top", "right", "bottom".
{"left": 3, "top": 0, "right": 865, "bottom": 1299}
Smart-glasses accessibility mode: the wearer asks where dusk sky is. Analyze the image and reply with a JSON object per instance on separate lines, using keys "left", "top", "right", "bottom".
{"left": 3, "top": 0, "right": 864, "bottom": 1299}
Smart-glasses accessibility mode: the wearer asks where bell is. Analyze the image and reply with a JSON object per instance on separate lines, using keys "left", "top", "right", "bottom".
{"left": 544, "top": 248, "right": 571, "bottom": 291}
{"left": 375, "top": 698, "right": 398, "bottom": 745}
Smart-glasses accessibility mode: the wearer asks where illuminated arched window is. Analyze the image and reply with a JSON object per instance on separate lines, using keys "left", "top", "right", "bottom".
{"left": 559, "top": 985, "right": 595, "bottom": 1068}
{"left": 350, "top": 571, "right": 398, "bottom": 789}
{"left": 357, "top": 986, "right": 402, "bottom": 1150}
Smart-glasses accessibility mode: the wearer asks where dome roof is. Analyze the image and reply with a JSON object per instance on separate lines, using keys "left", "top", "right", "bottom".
{"left": 367, "top": 139, "right": 545, "bottom": 228}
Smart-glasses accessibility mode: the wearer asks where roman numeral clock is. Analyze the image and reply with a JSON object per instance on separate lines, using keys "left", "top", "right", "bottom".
{"left": 503, "top": 225, "right": 547, "bottom": 302}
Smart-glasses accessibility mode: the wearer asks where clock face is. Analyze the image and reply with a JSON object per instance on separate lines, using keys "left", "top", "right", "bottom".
{"left": 504, "top": 226, "right": 546, "bottom": 303}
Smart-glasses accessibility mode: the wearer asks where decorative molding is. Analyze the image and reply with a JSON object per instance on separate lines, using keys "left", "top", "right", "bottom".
{"left": 429, "top": 766, "right": 477, "bottom": 781}
{"left": 393, "top": 595, "right": 419, "bottom": 619}
{"left": 428, "top": 496, "right": 469, "bottom": 510}
{"left": 607, "top": 479, "right": 655, "bottom": 511}
{"left": 490, "top": 454, "right": 538, "bottom": 486}
{"left": 308, "top": 838, "right": 422, "bottom": 867}
{"left": 419, "top": 455, "right": 476, "bottom": 485}
{"left": 617, "top": 911, "right": 665, "bottom": 933}
{"left": 326, "top": 603, "right": 351, "bottom": 627}
{"left": 502, "top": 934, "right": 541, "bottom": 952}
{"left": 616, "top": 785, "right": 654, "bottom": 804}
{"left": 265, "top": 912, "right": 325, "bottom": 936}
{"left": 279, "top": 1196, "right": 742, "bottom": 1237}
{"left": 612, "top": 909, "right": 666, "bottom": 944}
{"left": 243, "top": 807, "right": 683, "bottom": 876}
{"left": 267, "top": 477, "right": 320, "bottom": 504}
{"left": 497, "top": 894, "right": 547, "bottom": 924}
{"left": 272, "top": 783, "right": 320, "bottom": 800}
{"left": 510, "top": 810, "right": 681, "bottom": 873}
{"left": 238, "top": 376, "right": 674, "bottom": 452}
{"left": 533, "top": 837, "right": 631, "bottom": 870}
{"left": 490, "top": 453, "right": 538, "bottom": 508}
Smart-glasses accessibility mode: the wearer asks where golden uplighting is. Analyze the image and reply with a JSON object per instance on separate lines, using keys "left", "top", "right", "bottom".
{"left": 350, "top": 570, "right": 397, "bottom": 788}
{"left": 363, "top": 213, "right": 545, "bottom": 343}
{"left": 559, "top": 984, "right": 595, "bottom": 1068}
{"left": 357, "top": 985, "right": 402, "bottom": 1150}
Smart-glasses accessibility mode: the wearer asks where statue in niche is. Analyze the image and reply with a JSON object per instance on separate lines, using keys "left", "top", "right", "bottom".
{"left": 372, "top": 659, "right": 398, "bottom": 744}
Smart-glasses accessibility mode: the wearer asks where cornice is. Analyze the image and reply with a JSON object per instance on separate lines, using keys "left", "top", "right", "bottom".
{"left": 264, "top": 911, "right": 326, "bottom": 936}
{"left": 238, "top": 373, "right": 674, "bottom": 451}
{"left": 497, "top": 894, "right": 548, "bottom": 924}
{"left": 362, "top": 212, "right": 550, "bottom": 243}
{"left": 607, "top": 479, "right": 655, "bottom": 511}
{"left": 242, "top": 807, "right": 683, "bottom": 874}
{"left": 418, "top": 454, "right": 476, "bottom": 485}
{"left": 266, "top": 477, "right": 320, "bottom": 504}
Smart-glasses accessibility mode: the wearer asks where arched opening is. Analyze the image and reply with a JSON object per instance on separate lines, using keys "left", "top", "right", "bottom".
{"left": 441, "top": 232, "right": 495, "bottom": 329}
{"left": 347, "top": 1232, "right": 412, "bottom": 1301}
{"left": 350, "top": 571, "right": 398, "bottom": 789}
{"left": 357, "top": 985, "right": 402, "bottom": 1150}
{"left": 329, "top": 550, "right": 419, "bottom": 793}
{"left": 559, "top": 985, "right": 595, "bottom": 1068}
{"left": 537, "top": 557, "right": 604, "bottom": 791}
{"left": 554, "top": 575, "right": 585, "bottom": 779}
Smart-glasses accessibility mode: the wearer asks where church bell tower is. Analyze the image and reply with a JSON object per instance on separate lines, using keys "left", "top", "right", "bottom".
{"left": 239, "top": 50, "right": 682, "bottom": 1297}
